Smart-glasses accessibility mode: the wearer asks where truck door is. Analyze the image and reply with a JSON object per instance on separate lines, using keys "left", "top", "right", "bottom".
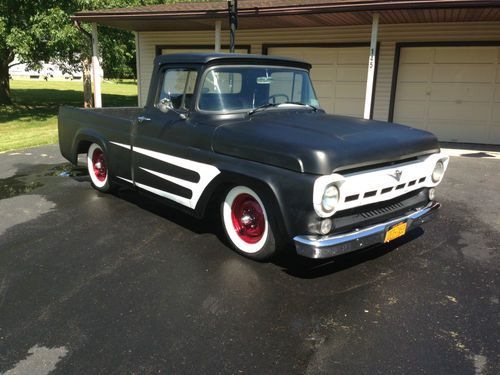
{"left": 131, "top": 65, "right": 203, "bottom": 208}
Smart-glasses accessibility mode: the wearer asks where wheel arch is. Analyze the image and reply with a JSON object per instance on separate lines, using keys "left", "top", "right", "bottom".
{"left": 71, "top": 129, "right": 109, "bottom": 164}
{"left": 195, "top": 171, "right": 290, "bottom": 239}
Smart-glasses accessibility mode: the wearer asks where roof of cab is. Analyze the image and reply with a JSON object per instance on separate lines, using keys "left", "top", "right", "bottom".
{"left": 154, "top": 53, "right": 312, "bottom": 69}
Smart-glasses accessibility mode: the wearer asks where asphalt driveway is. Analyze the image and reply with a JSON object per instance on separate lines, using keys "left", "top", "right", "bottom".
{"left": 0, "top": 145, "right": 498, "bottom": 374}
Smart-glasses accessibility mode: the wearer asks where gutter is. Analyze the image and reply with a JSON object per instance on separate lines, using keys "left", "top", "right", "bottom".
{"left": 71, "top": 1, "right": 500, "bottom": 21}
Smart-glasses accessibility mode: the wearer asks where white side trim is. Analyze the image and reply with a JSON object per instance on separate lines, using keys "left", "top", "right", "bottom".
{"left": 135, "top": 181, "right": 191, "bottom": 207}
{"left": 110, "top": 141, "right": 131, "bottom": 150}
{"left": 140, "top": 167, "right": 196, "bottom": 190}
{"left": 133, "top": 146, "right": 220, "bottom": 209}
{"left": 110, "top": 142, "right": 220, "bottom": 209}
{"left": 117, "top": 176, "right": 133, "bottom": 184}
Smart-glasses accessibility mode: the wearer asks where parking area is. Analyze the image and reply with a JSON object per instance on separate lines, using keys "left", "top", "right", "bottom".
{"left": 0, "top": 145, "right": 498, "bottom": 374}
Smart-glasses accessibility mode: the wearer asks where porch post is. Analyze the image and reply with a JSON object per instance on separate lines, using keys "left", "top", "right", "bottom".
{"left": 91, "top": 22, "right": 102, "bottom": 108}
{"left": 363, "top": 13, "right": 379, "bottom": 119}
{"left": 215, "top": 20, "right": 222, "bottom": 52}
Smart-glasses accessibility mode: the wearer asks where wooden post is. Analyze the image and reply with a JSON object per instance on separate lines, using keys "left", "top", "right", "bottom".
{"left": 363, "top": 13, "right": 379, "bottom": 120}
{"left": 134, "top": 31, "right": 142, "bottom": 106}
{"left": 91, "top": 22, "right": 102, "bottom": 108}
{"left": 215, "top": 20, "right": 222, "bottom": 52}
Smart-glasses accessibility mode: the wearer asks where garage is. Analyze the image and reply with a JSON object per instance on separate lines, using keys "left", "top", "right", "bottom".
{"left": 393, "top": 44, "right": 500, "bottom": 144}
{"left": 267, "top": 46, "right": 369, "bottom": 117}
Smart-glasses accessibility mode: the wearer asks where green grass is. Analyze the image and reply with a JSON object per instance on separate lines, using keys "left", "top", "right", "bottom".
{"left": 0, "top": 79, "right": 138, "bottom": 152}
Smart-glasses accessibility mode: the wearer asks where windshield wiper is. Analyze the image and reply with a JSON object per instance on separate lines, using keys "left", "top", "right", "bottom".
{"left": 248, "top": 101, "right": 317, "bottom": 116}
{"left": 248, "top": 103, "right": 279, "bottom": 115}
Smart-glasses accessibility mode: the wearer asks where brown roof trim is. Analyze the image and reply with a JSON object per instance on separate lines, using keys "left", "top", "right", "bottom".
{"left": 72, "top": 1, "right": 500, "bottom": 21}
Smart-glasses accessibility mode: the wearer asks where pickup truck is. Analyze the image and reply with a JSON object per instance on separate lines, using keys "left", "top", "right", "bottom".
{"left": 58, "top": 53, "right": 449, "bottom": 261}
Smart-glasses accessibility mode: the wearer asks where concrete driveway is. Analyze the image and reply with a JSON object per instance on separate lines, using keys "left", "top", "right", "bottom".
{"left": 0, "top": 145, "right": 498, "bottom": 374}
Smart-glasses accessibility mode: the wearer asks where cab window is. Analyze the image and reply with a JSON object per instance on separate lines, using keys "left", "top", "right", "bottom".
{"left": 158, "top": 68, "right": 198, "bottom": 110}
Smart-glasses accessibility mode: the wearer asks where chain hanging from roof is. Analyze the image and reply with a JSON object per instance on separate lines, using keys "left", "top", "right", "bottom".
{"left": 228, "top": 0, "right": 238, "bottom": 53}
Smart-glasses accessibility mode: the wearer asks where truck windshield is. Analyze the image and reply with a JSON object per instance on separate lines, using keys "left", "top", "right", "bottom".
{"left": 198, "top": 66, "right": 320, "bottom": 113}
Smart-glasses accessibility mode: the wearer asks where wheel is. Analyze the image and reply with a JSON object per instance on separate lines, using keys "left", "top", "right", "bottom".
{"left": 221, "top": 186, "right": 278, "bottom": 260}
{"left": 87, "top": 143, "right": 112, "bottom": 192}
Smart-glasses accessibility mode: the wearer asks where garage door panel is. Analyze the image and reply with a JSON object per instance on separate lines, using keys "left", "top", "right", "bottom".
{"left": 314, "top": 81, "right": 334, "bottom": 98}
{"left": 430, "top": 123, "right": 491, "bottom": 143}
{"left": 334, "top": 99, "right": 364, "bottom": 117}
{"left": 492, "top": 106, "right": 500, "bottom": 123}
{"left": 396, "top": 83, "right": 428, "bottom": 100}
{"left": 335, "top": 83, "right": 365, "bottom": 99}
{"left": 395, "top": 45, "right": 500, "bottom": 144}
{"left": 398, "top": 65, "right": 432, "bottom": 82}
{"left": 428, "top": 102, "right": 490, "bottom": 122}
{"left": 337, "top": 49, "right": 368, "bottom": 65}
{"left": 400, "top": 48, "right": 433, "bottom": 64}
{"left": 434, "top": 47, "right": 497, "bottom": 64}
{"left": 305, "top": 50, "right": 336, "bottom": 64}
{"left": 310, "top": 67, "right": 335, "bottom": 81}
{"left": 430, "top": 84, "right": 493, "bottom": 102}
{"left": 394, "top": 101, "right": 427, "bottom": 119}
{"left": 268, "top": 46, "right": 369, "bottom": 117}
{"left": 432, "top": 65, "right": 494, "bottom": 83}
{"left": 337, "top": 67, "right": 367, "bottom": 82}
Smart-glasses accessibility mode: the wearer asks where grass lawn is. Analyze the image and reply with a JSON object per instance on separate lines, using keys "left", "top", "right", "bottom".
{"left": 0, "top": 79, "right": 137, "bottom": 152}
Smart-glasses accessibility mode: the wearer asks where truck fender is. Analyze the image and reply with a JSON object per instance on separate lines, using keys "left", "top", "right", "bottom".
{"left": 195, "top": 171, "right": 291, "bottom": 240}
{"left": 72, "top": 129, "right": 109, "bottom": 163}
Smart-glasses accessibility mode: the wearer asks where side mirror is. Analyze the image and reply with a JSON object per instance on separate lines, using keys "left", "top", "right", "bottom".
{"left": 157, "top": 97, "right": 188, "bottom": 120}
{"left": 158, "top": 98, "right": 174, "bottom": 113}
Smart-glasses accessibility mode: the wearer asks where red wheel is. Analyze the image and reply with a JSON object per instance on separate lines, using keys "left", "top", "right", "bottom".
{"left": 222, "top": 186, "right": 279, "bottom": 260}
{"left": 87, "top": 143, "right": 112, "bottom": 192}
{"left": 230, "top": 193, "right": 266, "bottom": 244}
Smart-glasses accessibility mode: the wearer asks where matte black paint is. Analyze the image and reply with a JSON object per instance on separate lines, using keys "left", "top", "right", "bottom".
{"left": 58, "top": 53, "right": 440, "bottom": 239}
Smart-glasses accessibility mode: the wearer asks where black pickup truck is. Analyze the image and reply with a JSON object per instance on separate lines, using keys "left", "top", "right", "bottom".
{"left": 59, "top": 53, "right": 449, "bottom": 261}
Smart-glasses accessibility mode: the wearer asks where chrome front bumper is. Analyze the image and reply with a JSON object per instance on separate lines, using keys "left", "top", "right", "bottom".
{"left": 294, "top": 201, "right": 441, "bottom": 259}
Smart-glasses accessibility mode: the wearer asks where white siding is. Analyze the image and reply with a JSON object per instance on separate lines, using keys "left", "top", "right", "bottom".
{"left": 137, "top": 22, "right": 500, "bottom": 126}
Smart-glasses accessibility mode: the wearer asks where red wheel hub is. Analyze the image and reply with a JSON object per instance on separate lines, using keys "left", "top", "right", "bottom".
{"left": 231, "top": 194, "right": 265, "bottom": 244}
{"left": 91, "top": 148, "right": 107, "bottom": 182}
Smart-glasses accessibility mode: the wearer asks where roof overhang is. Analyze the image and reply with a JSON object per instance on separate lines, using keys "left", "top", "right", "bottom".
{"left": 72, "top": 0, "right": 500, "bottom": 31}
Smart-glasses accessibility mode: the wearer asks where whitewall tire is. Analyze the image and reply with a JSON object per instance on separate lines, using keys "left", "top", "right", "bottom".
{"left": 221, "top": 186, "right": 278, "bottom": 260}
{"left": 87, "top": 143, "right": 111, "bottom": 192}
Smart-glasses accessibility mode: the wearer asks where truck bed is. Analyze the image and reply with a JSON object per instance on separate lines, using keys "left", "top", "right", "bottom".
{"left": 58, "top": 106, "right": 142, "bottom": 164}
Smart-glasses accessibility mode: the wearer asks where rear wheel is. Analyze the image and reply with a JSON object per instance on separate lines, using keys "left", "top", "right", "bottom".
{"left": 87, "top": 143, "right": 112, "bottom": 192}
{"left": 221, "top": 186, "right": 278, "bottom": 261}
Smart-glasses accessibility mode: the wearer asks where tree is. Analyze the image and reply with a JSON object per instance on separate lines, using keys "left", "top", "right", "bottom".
{"left": 0, "top": 0, "right": 218, "bottom": 106}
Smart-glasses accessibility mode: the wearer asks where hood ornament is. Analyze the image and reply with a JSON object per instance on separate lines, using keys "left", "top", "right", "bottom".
{"left": 390, "top": 170, "right": 403, "bottom": 182}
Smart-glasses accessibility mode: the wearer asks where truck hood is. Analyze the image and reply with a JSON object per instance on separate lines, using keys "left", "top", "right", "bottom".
{"left": 211, "top": 110, "right": 440, "bottom": 175}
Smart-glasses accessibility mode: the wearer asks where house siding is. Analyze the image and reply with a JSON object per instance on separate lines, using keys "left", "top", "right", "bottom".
{"left": 137, "top": 22, "right": 500, "bottom": 121}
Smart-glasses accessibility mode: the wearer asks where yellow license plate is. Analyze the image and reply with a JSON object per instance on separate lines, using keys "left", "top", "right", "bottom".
{"left": 384, "top": 221, "right": 407, "bottom": 243}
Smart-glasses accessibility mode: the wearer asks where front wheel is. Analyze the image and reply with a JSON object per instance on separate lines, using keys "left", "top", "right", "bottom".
{"left": 221, "top": 186, "right": 279, "bottom": 261}
{"left": 87, "top": 143, "right": 112, "bottom": 192}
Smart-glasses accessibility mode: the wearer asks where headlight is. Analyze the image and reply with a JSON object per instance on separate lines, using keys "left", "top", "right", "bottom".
{"left": 321, "top": 184, "right": 339, "bottom": 213}
{"left": 432, "top": 160, "right": 445, "bottom": 183}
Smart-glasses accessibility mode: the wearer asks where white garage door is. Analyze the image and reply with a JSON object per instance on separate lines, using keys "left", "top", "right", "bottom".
{"left": 267, "top": 46, "right": 369, "bottom": 117}
{"left": 394, "top": 46, "right": 500, "bottom": 144}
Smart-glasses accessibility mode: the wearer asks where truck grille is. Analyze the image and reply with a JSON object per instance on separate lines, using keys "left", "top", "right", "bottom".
{"left": 359, "top": 202, "right": 405, "bottom": 219}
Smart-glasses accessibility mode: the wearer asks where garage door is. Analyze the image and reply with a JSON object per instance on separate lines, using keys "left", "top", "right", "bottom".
{"left": 393, "top": 46, "right": 500, "bottom": 144}
{"left": 267, "top": 47, "right": 369, "bottom": 117}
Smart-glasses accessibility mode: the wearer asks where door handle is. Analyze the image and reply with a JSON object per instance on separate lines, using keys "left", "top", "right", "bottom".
{"left": 137, "top": 116, "right": 151, "bottom": 123}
